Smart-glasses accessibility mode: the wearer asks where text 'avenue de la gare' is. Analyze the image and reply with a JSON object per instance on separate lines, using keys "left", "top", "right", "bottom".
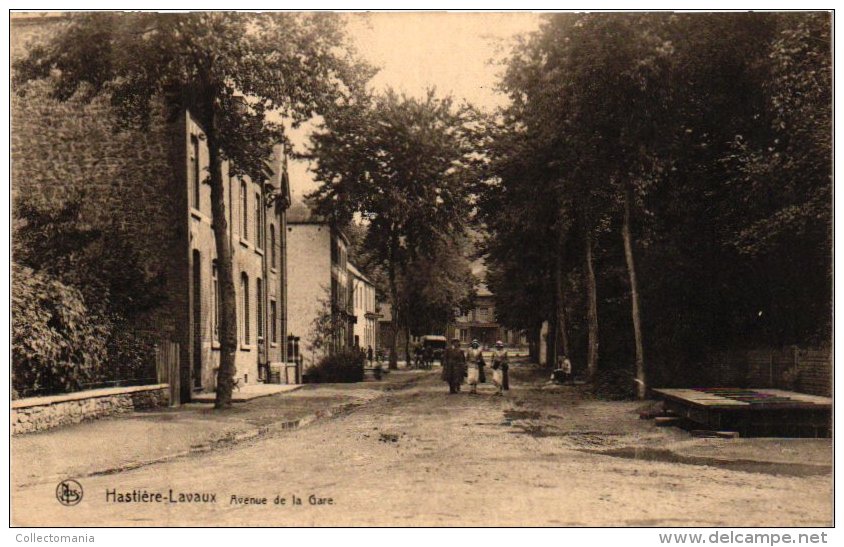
{"left": 104, "top": 489, "right": 334, "bottom": 506}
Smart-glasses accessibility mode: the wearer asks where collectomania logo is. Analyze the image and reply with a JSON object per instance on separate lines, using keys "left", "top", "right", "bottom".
{"left": 56, "top": 479, "right": 83, "bottom": 506}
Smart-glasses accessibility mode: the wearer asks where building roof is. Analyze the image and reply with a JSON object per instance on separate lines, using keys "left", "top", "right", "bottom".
{"left": 286, "top": 199, "right": 351, "bottom": 246}
{"left": 348, "top": 263, "right": 374, "bottom": 286}
{"left": 285, "top": 200, "right": 323, "bottom": 224}
{"left": 476, "top": 283, "right": 493, "bottom": 297}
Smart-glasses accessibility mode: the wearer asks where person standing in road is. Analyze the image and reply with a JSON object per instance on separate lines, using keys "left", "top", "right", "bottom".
{"left": 367, "top": 345, "right": 374, "bottom": 366}
{"left": 423, "top": 345, "right": 434, "bottom": 369}
{"left": 441, "top": 337, "right": 466, "bottom": 394}
{"left": 466, "top": 339, "right": 484, "bottom": 394}
{"left": 492, "top": 340, "right": 509, "bottom": 395}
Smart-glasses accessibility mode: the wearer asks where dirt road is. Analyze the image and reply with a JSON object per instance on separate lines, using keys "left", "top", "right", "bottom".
{"left": 12, "top": 366, "right": 832, "bottom": 526}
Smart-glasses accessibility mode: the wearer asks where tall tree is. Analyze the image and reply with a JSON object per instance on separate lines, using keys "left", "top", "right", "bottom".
{"left": 14, "top": 12, "right": 372, "bottom": 407}
{"left": 491, "top": 12, "right": 830, "bottom": 396}
{"left": 401, "top": 233, "right": 477, "bottom": 337}
{"left": 308, "top": 88, "right": 479, "bottom": 369}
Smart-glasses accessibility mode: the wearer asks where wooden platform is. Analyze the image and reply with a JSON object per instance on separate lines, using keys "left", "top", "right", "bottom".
{"left": 652, "top": 388, "right": 831, "bottom": 437}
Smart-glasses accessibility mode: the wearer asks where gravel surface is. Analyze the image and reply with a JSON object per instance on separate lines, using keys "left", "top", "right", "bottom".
{"left": 12, "top": 365, "right": 831, "bottom": 526}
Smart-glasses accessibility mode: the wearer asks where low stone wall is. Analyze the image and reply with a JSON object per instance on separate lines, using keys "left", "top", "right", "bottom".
{"left": 11, "top": 384, "right": 169, "bottom": 435}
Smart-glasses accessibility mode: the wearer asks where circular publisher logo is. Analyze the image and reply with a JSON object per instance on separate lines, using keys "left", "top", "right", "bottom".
{"left": 56, "top": 479, "right": 83, "bottom": 506}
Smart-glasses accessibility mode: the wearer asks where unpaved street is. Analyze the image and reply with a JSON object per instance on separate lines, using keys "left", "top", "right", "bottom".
{"left": 12, "top": 366, "right": 832, "bottom": 527}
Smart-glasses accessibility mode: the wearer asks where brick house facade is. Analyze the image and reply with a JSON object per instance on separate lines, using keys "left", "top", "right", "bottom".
{"left": 184, "top": 114, "right": 290, "bottom": 398}
{"left": 12, "top": 15, "right": 290, "bottom": 403}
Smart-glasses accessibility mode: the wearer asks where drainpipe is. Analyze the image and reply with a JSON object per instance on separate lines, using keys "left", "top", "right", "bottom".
{"left": 280, "top": 207, "right": 288, "bottom": 364}
{"left": 260, "top": 181, "right": 269, "bottom": 382}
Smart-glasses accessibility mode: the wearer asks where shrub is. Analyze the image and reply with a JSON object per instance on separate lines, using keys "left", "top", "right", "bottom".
{"left": 14, "top": 194, "right": 165, "bottom": 320}
{"left": 309, "top": 349, "right": 365, "bottom": 383}
{"left": 12, "top": 263, "right": 108, "bottom": 397}
{"left": 103, "top": 320, "right": 159, "bottom": 386}
{"left": 592, "top": 368, "right": 636, "bottom": 400}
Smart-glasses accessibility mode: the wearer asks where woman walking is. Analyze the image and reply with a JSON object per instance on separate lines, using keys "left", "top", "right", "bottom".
{"left": 492, "top": 340, "right": 509, "bottom": 395}
{"left": 466, "top": 339, "right": 484, "bottom": 394}
{"left": 441, "top": 337, "right": 466, "bottom": 394}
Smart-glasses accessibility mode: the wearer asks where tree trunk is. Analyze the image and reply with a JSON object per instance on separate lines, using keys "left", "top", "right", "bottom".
{"left": 404, "top": 322, "right": 411, "bottom": 367}
{"left": 554, "top": 246, "right": 570, "bottom": 359}
{"left": 622, "top": 185, "right": 646, "bottom": 399}
{"left": 584, "top": 226, "right": 599, "bottom": 382}
{"left": 387, "top": 240, "right": 399, "bottom": 370}
{"left": 546, "top": 314, "right": 557, "bottom": 369}
{"left": 528, "top": 322, "right": 541, "bottom": 363}
{"left": 208, "top": 128, "right": 238, "bottom": 410}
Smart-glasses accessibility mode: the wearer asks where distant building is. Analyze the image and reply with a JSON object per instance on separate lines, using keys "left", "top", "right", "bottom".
{"left": 286, "top": 202, "right": 353, "bottom": 368}
{"left": 348, "top": 263, "right": 379, "bottom": 351}
{"left": 448, "top": 285, "right": 526, "bottom": 348}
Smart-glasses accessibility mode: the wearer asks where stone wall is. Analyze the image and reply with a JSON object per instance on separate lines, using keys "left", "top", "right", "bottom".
{"left": 12, "top": 17, "right": 189, "bottom": 400}
{"left": 11, "top": 384, "right": 169, "bottom": 435}
{"left": 12, "top": 17, "right": 189, "bottom": 346}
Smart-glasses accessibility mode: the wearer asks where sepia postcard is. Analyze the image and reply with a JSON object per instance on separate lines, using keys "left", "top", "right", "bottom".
{"left": 8, "top": 8, "right": 833, "bottom": 532}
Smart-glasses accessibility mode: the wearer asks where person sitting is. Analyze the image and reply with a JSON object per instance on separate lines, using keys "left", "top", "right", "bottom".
{"left": 551, "top": 355, "right": 573, "bottom": 384}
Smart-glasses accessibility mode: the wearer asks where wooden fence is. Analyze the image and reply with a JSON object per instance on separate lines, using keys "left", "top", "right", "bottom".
{"left": 745, "top": 348, "right": 831, "bottom": 397}
{"left": 155, "top": 341, "right": 180, "bottom": 406}
{"left": 709, "top": 347, "right": 831, "bottom": 397}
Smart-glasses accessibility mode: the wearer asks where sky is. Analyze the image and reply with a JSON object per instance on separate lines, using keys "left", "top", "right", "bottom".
{"left": 287, "top": 12, "right": 542, "bottom": 200}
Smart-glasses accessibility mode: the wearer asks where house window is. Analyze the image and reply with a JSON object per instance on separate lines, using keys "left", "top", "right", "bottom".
{"left": 240, "top": 181, "right": 248, "bottom": 240}
{"left": 256, "top": 278, "right": 264, "bottom": 342}
{"left": 270, "top": 225, "right": 277, "bottom": 268}
{"left": 479, "top": 307, "right": 489, "bottom": 320}
{"left": 460, "top": 329, "right": 469, "bottom": 343}
{"left": 190, "top": 135, "right": 200, "bottom": 211}
{"left": 241, "top": 273, "right": 250, "bottom": 345}
{"left": 212, "top": 261, "right": 220, "bottom": 341}
{"left": 270, "top": 299, "right": 278, "bottom": 344}
{"left": 255, "top": 193, "right": 263, "bottom": 250}
{"left": 332, "top": 277, "right": 339, "bottom": 308}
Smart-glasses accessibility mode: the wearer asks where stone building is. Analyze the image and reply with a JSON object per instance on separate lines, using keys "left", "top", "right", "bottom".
{"left": 11, "top": 14, "right": 291, "bottom": 403}
{"left": 285, "top": 202, "right": 354, "bottom": 368}
{"left": 348, "top": 263, "right": 379, "bottom": 352}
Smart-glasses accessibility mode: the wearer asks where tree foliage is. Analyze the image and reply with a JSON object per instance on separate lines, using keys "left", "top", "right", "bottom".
{"left": 308, "top": 88, "right": 481, "bottom": 367}
{"left": 483, "top": 12, "right": 831, "bottom": 393}
{"left": 15, "top": 12, "right": 373, "bottom": 406}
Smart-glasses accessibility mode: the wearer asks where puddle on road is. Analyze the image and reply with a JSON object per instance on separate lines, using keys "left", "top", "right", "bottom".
{"left": 587, "top": 447, "right": 831, "bottom": 477}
